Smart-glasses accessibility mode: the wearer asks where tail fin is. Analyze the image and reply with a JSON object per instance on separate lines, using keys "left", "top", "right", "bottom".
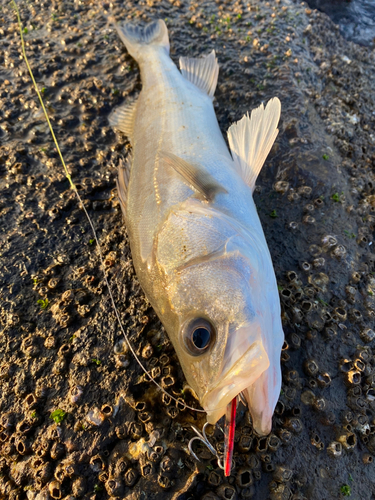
{"left": 111, "top": 18, "right": 169, "bottom": 60}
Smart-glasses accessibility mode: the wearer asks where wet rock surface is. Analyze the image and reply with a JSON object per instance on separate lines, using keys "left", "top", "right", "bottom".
{"left": 1, "top": 0, "right": 375, "bottom": 499}
{"left": 303, "top": 0, "right": 375, "bottom": 48}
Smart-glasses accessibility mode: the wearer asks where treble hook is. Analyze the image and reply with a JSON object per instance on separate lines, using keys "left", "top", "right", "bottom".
{"left": 238, "top": 391, "right": 247, "bottom": 407}
{"left": 188, "top": 422, "right": 224, "bottom": 470}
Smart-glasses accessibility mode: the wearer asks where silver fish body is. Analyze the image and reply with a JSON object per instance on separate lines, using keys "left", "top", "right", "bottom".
{"left": 111, "top": 19, "right": 284, "bottom": 435}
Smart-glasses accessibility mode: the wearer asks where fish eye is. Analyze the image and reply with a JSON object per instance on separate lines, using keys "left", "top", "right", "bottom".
{"left": 183, "top": 318, "right": 215, "bottom": 356}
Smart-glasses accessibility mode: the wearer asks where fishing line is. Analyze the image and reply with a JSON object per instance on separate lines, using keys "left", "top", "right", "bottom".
{"left": 11, "top": 0, "right": 209, "bottom": 415}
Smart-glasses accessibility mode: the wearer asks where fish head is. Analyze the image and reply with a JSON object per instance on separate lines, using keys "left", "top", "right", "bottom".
{"left": 156, "top": 202, "right": 283, "bottom": 434}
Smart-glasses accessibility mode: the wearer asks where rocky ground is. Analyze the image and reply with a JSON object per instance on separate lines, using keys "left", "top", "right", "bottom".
{"left": 1, "top": 0, "right": 375, "bottom": 499}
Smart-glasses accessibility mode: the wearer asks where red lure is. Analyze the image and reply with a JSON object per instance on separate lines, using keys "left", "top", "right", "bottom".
{"left": 224, "top": 397, "right": 237, "bottom": 476}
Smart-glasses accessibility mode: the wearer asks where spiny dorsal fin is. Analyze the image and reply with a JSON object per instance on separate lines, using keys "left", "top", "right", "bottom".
{"left": 116, "top": 155, "right": 132, "bottom": 219}
{"left": 179, "top": 50, "right": 219, "bottom": 98}
{"left": 109, "top": 101, "right": 137, "bottom": 143}
{"left": 227, "top": 97, "right": 281, "bottom": 192}
{"left": 160, "top": 151, "right": 227, "bottom": 202}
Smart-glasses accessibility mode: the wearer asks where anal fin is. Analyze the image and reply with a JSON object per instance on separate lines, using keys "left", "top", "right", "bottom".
{"left": 116, "top": 156, "right": 131, "bottom": 219}
{"left": 179, "top": 50, "right": 219, "bottom": 98}
{"left": 227, "top": 97, "right": 281, "bottom": 192}
{"left": 160, "top": 151, "right": 227, "bottom": 202}
{"left": 109, "top": 100, "right": 137, "bottom": 143}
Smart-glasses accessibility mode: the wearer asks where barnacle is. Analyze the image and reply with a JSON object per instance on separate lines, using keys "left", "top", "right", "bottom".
{"left": 86, "top": 408, "right": 105, "bottom": 427}
{"left": 34, "top": 439, "right": 51, "bottom": 459}
{"left": 273, "top": 465, "right": 293, "bottom": 483}
{"left": 345, "top": 370, "right": 362, "bottom": 386}
{"left": 129, "top": 422, "right": 144, "bottom": 440}
{"left": 338, "top": 431, "right": 357, "bottom": 450}
{"left": 115, "top": 354, "right": 130, "bottom": 368}
{"left": 90, "top": 455, "right": 106, "bottom": 473}
{"left": 16, "top": 420, "right": 32, "bottom": 435}
{"left": 58, "top": 344, "right": 71, "bottom": 357}
{"left": 327, "top": 441, "right": 342, "bottom": 458}
{"left": 161, "top": 376, "right": 175, "bottom": 388}
{"left": 335, "top": 307, "right": 347, "bottom": 321}
{"left": 284, "top": 370, "right": 300, "bottom": 386}
{"left": 316, "top": 372, "right": 331, "bottom": 387}
{"left": 115, "top": 424, "right": 128, "bottom": 440}
{"left": 360, "top": 329, "right": 375, "bottom": 343}
{"left": 350, "top": 309, "right": 362, "bottom": 322}
{"left": 48, "top": 480, "right": 62, "bottom": 499}
{"left": 159, "top": 354, "right": 170, "bottom": 365}
{"left": 151, "top": 366, "right": 161, "bottom": 379}
{"left": 301, "top": 261, "right": 311, "bottom": 272}
{"left": 303, "top": 215, "right": 315, "bottom": 224}
{"left": 70, "top": 385, "right": 84, "bottom": 404}
{"left": 52, "top": 358, "right": 67, "bottom": 374}
{"left": 331, "top": 244, "right": 346, "bottom": 259}
{"left": 101, "top": 404, "right": 114, "bottom": 418}
{"left": 236, "top": 468, "right": 253, "bottom": 488}
{"left": 21, "top": 336, "right": 40, "bottom": 357}
{"left": 217, "top": 484, "right": 237, "bottom": 500}
{"left": 0, "top": 428, "right": 11, "bottom": 443}
{"left": 290, "top": 333, "right": 301, "bottom": 349}
{"left": 268, "top": 434, "right": 281, "bottom": 452}
{"left": 147, "top": 445, "right": 164, "bottom": 463}
{"left": 256, "top": 436, "right": 268, "bottom": 452}
{"left": 124, "top": 468, "right": 138, "bottom": 487}
{"left": 363, "top": 454, "right": 373, "bottom": 464}
{"left": 50, "top": 442, "right": 65, "bottom": 461}
{"left": 207, "top": 469, "right": 222, "bottom": 487}
{"left": 71, "top": 477, "right": 87, "bottom": 497}
{"left": 15, "top": 435, "right": 30, "bottom": 455}
{"left": 303, "top": 359, "right": 319, "bottom": 377}
{"left": 312, "top": 397, "right": 326, "bottom": 412}
{"left": 44, "top": 336, "right": 56, "bottom": 349}
{"left": 158, "top": 474, "right": 174, "bottom": 489}
{"left": 105, "top": 477, "right": 124, "bottom": 496}
{"left": 274, "top": 181, "right": 289, "bottom": 194}
{"left": 138, "top": 411, "right": 152, "bottom": 423}
{"left": 98, "top": 471, "right": 109, "bottom": 483}
{"left": 115, "top": 457, "right": 128, "bottom": 476}
{"left": 141, "top": 461, "right": 154, "bottom": 478}
{"left": 141, "top": 343, "right": 154, "bottom": 359}
{"left": 238, "top": 434, "right": 253, "bottom": 453}
{"left": 310, "top": 432, "right": 324, "bottom": 450}
{"left": 285, "top": 417, "right": 302, "bottom": 434}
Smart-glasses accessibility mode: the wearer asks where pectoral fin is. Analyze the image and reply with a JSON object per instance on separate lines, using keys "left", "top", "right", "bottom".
{"left": 109, "top": 101, "right": 137, "bottom": 143}
{"left": 116, "top": 155, "right": 131, "bottom": 219}
{"left": 179, "top": 50, "right": 219, "bottom": 98}
{"left": 160, "top": 151, "right": 227, "bottom": 202}
{"left": 227, "top": 97, "right": 281, "bottom": 192}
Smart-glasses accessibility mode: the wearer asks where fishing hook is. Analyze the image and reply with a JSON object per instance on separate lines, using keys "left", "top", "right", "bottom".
{"left": 188, "top": 422, "right": 224, "bottom": 470}
{"left": 238, "top": 391, "right": 247, "bottom": 407}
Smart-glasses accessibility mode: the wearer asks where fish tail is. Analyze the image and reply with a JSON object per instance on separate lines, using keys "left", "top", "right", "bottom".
{"left": 110, "top": 18, "right": 169, "bottom": 60}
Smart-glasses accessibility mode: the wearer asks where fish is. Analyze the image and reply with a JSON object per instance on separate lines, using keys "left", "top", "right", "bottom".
{"left": 109, "top": 17, "right": 284, "bottom": 462}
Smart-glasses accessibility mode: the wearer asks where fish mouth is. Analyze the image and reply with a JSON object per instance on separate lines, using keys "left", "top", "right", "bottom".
{"left": 202, "top": 339, "right": 269, "bottom": 425}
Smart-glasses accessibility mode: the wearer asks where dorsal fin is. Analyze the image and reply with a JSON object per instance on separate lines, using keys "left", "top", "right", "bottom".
{"left": 116, "top": 155, "right": 132, "bottom": 219}
{"left": 109, "top": 101, "right": 137, "bottom": 143}
{"left": 227, "top": 97, "right": 281, "bottom": 192}
{"left": 179, "top": 50, "right": 219, "bottom": 98}
{"left": 160, "top": 151, "right": 227, "bottom": 202}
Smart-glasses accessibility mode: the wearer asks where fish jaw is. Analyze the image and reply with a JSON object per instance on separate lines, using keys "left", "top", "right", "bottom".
{"left": 243, "top": 360, "right": 282, "bottom": 436}
{"left": 203, "top": 338, "right": 269, "bottom": 425}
